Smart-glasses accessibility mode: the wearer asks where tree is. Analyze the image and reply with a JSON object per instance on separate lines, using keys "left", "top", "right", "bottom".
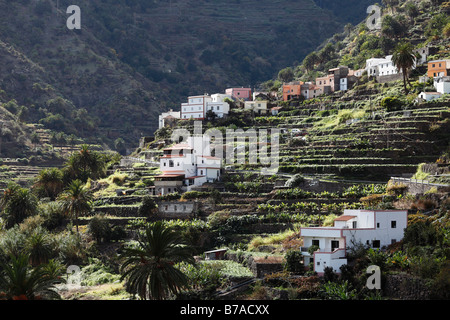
{"left": 278, "top": 67, "right": 294, "bottom": 83}
{"left": 0, "top": 254, "right": 63, "bottom": 300}
{"left": 114, "top": 138, "right": 126, "bottom": 155}
{"left": 302, "top": 52, "right": 319, "bottom": 72}
{"left": 0, "top": 183, "right": 38, "bottom": 229}
{"left": 58, "top": 179, "right": 93, "bottom": 234}
{"left": 33, "top": 168, "right": 64, "bottom": 200}
{"left": 318, "top": 43, "right": 335, "bottom": 64}
{"left": 392, "top": 42, "right": 416, "bottom": 94}
{"left": 30, "top": 132, "right": 40, "bottom": 151}
{"left": 24, "top": 228, "right": 55, "bottom": 266}
{"left": 283, "top": 250, "right": 304, "bottom": 274}
{"left": 65, "top": 144, "right": 106, "bottom": 182}
{"left": 205, "top": 109, "right": 217, "bottom": 122}
{"left": 120, "top": 221, "right": 194, "bottom": 300}
{"left": 138, "top": 196, "right": 157, "bottom": 217}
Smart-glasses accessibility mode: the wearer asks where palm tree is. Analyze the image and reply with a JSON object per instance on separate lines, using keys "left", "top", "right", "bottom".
{"left": 0, "top": 183, "right": 38, "bottom": 228}
{"left": 24, "top": 227, "right": 55, "bottom": 266}
{"left": 120, "top": 221, "right": 194, "bottom": 300}
{"left": 392, "top": 42, "right": 417, "bottom": 94}
{"left": 58, "top": 179, "right": 93, "bottom": 234}
{"left": 0, "top": 254, "right": 63, "bottom": 300}
{"left": 65, "top": 144, "right": 106, "bottom": 182}
{"left": 33, "top": 168, "right": 64, "bottom": 200}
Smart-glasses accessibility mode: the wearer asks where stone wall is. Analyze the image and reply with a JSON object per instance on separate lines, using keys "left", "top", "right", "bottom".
{"left": 157, "top": 201, "right": 199, "bottom": 219}
{"left": 376, "top": 73, "right": 404, "bottom": 83}
{"left": 248, "top": 256, "right": 284, "bottom": 278}
{"left": 384, "top": 273, "right": 432, "bottom": 300}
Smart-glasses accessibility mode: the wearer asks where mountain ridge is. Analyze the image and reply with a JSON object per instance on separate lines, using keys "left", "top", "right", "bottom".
{"left": 0, "top": 0, "right": 374, "bottom": 152}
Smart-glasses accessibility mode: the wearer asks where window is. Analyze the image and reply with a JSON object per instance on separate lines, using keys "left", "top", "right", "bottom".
{"left": 372, "top": 240, "right": 380, "bottom": 248}
{"left": 391, "top": 221, "right": 397, "bottom": 228}
{"left": 331, "top": 240, "right": 339, "bottom": 251}
{"left": 169, "top": 160, "right": 174, "bottom": 167}
{"left": 377, "top": 223, "right": 380, "bottom": 228}
{"left": 352, "top": 221, "right": 357, "bottom": 228}
{"left": 200, "top": 170, "right": 204, "bottom": 175}
{"left": 163, "top": 162, "right": 166, "bottom": 167}
{"left": 391, "top": 239, "right": 397, "bottom": 244}
{"left": 312, "top": 239, "right": 319, "bottom": 247}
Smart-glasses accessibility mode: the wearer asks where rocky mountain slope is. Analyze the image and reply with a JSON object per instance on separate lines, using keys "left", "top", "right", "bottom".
{"left": 0, "top": 0, "right": 373, "bottom": 151}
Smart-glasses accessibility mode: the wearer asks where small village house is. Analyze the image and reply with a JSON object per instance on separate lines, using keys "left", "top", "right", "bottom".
{"left": 427, "top": 59, "right": 450, "bottom": 78}
{"left": 315, "top": 66, "right": 355, "bottom": 93}
{"left": 301, "top": 82, "right": 323, "bottom": 99}
{"left": 152, "top": 135, "right": 221, "bottom": 195}
{"left": 158, "top": 109, "right": 181, "bottom": 129}
{"left": 282, "top": 81, "right": 303, "bottom": 101}
{"left": 300, "top": 209, "right": 408, "bottom": 274}
{"left": 244, "top": 100, "right": 270, "bottom": 115}
{"left": 180, "top": 94, "right": 231, "bottom": 120}
{"left": 434, "top": 76, "right": 450, "bottom": 94}
{"left": 225, "top": 87, "right": 252, "bottom": 101}
{"left": 417, "top": 91, "right": 442, "bottom": 102}
{"left": 366, "top": 55, "right": 402, "bottom": 78}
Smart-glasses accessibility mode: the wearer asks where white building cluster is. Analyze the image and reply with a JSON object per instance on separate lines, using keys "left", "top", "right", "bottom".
{"left": 300, "top": 209, "right": 408, "bottom": 274}
{"left": 152, "top": 135, "right": 221, "bottom": 196}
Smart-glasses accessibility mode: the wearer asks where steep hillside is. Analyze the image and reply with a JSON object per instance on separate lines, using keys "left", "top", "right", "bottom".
{"left": 288, "top": 0, "right": 450, "bottom": 81}
{"left": 0, "top": 0, "right": 372, "bottom": 151}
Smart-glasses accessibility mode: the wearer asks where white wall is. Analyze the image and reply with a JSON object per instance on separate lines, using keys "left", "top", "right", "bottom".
{"left": 434, "top": 78, "right": 450, "bottom": 94}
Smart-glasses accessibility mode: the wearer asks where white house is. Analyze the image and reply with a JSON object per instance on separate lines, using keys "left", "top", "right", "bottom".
{"left": 434, "top": 76, "right": 450, "bottom": 94}
{"left": 206, "top": 94, "right": 231, "bottom": 118}
{"left": 153, "top": 135, "right": 221, "bottom": 195}
{"left": 181, "top": 94, "right": 231, "bottom": 120}
{"left": 366, "top": 55, "right": 400, "bottom": 77}
{"left": 300, "top": 209, "right": 408, "bottom": 274}
{"left": 417, "top": 91, "right": 442, "bottom": 102}
{"left": 181, "top": 95, "right": 210, "bottom": 120}
{"left": 158, "top": 109, "right": 181, "bottom": 129}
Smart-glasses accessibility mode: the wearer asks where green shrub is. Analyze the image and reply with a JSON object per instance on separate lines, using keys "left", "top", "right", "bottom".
{"left": 283, "top": 250, "right": 304, "bottom": 274}
{"left": 138, "top": 196, "right": 157, "bottom": 216}
{"left": 380, "top": 96, "right": 402, "bottom": 112}
{"left": 88, "top": 214, "right": 112, "bottom": 243}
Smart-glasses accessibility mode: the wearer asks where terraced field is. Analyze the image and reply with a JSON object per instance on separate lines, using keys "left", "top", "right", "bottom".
{"left": 220, "top": 102, "right": 450, "bottom": 182}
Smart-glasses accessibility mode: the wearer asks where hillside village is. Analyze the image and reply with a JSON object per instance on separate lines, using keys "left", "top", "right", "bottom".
{"left": 0, "top": 0, "right": 449, "bottom": 302}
